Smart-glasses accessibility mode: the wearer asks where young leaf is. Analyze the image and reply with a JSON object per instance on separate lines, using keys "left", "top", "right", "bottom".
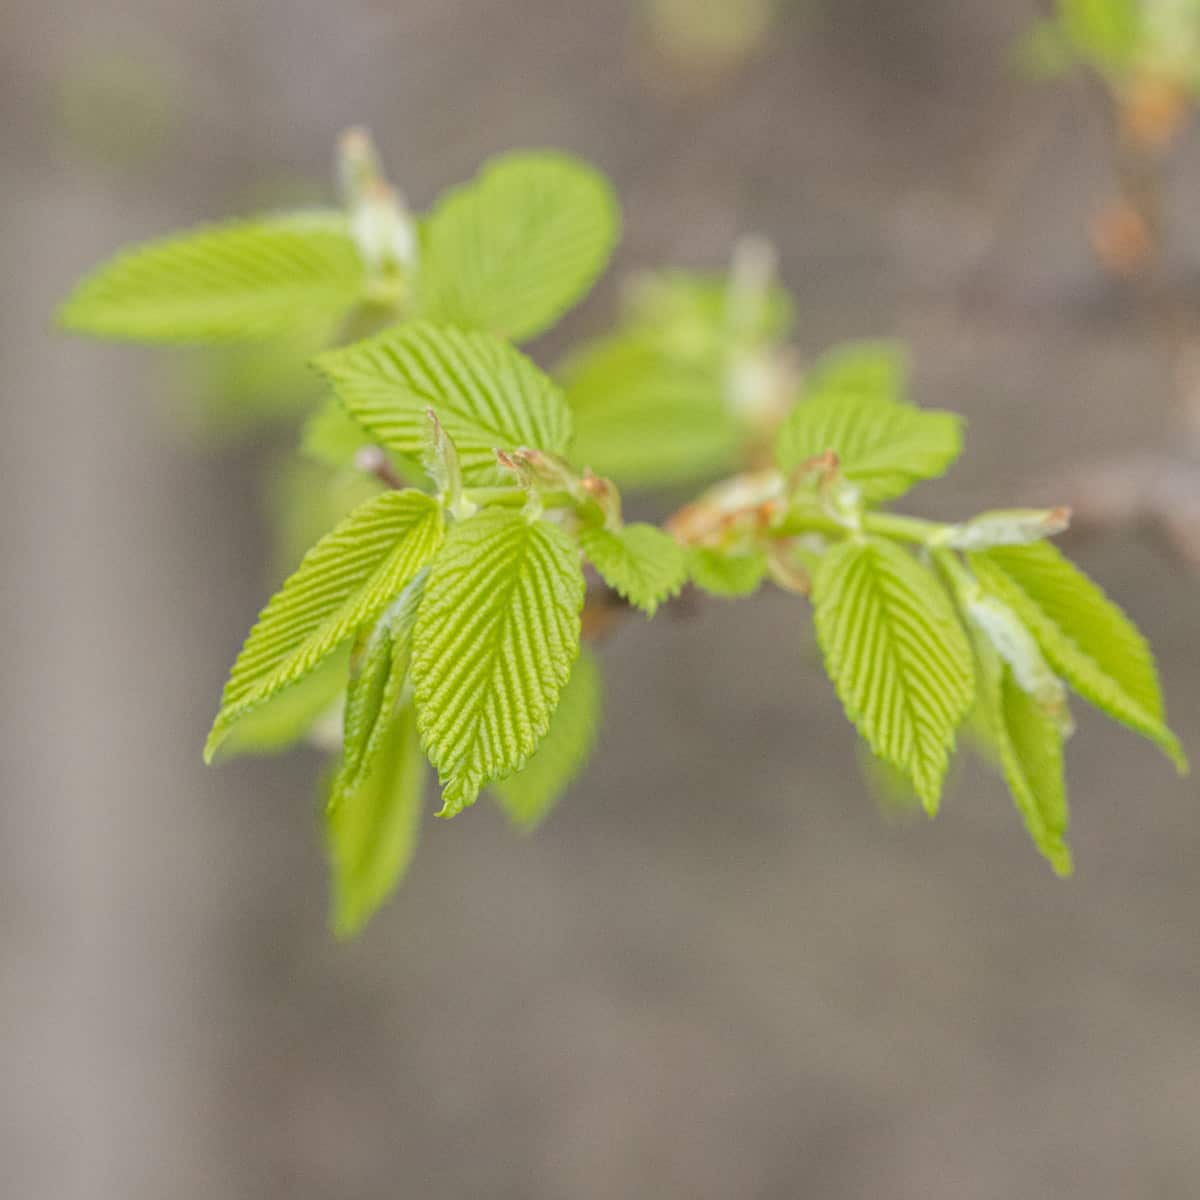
{"left": 776, "top": 389, "right": 962, "bottom": 505}
{"left": 812, "top": 537, "right": 975, "bottom": 813}
{"left": 970, "top": 630, "right": 1072, "bottom": 876}
{"left": 326, "top": 702, "right": 424, "bottom": 938}
{"left": 411, "top": 508, "right": 585, "bottom": 817}
{"left": 213, "top": 646, "right": 349, "bottom": 761}
{"left": 206, "top": 490, "right": 443, "bottom": 761}
{"left": 301, "top": 397, "right": 378, "bottom": 469}
{"left": 804, "top": 340, "right": 909, "bottom": 407}
{"left": 417, "top": 151, "right": 619, "bottom": 341}
{"left": 330, "top": 570, "right": 426, "bottom": 812}
{"left": 562, "top": 333, "right": 739, "bottom": 486}
{"left": 59, "top": 212, "right": 367, "bottom": 343}
{"left": 493, "top": 648, "right": 602, "bottom": 829}
{"left": 968, "top": 542, "right": 1187, "bottom": 771}
{"left": 315, "top": 323, "right": 572, "bottom": 485}
{"left": 579, "top": 523, "right": 688, "bottom": 616}
{"left": 688, "top": 546, "right": 768, "bottom": 598}
{"left": 625, "top": 269, "right": 794, "bottom": 355}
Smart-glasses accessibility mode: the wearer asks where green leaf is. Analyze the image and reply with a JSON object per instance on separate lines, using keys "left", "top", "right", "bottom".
{"left": 301, "top": 397, "right": 377, "bottom": 468}
{"left": 776, "top": 384, "right": 963, "bottom": 505}
{"left": 970, "top": 629, "right": 1072, "bottom": 875}
{"left": 1060, "top": 0, "right": 1140, "bottom": 72}
{"left": 316, "top": 323, "right": 573, "bottom": 486}
{"left": 265, "top": 454, "right": 386, "bottom": 584}
{"left": 493, "top": 648, "right": 602, "bottom": 829}
{"left": 563, "top": 333, "right": 740, "bottom": 486}
{"left": 856, "top": 739, "right": 922, "bottom": 816}
{"left": 812, "top": 537, "right": 975, "bottom": 812}
{"left": 417, "top": 150, "right": 620, "bottom": 341}
{"left": 326, "top": 702, "right": 424, "bottom": 938}
{"left": 330, "top": 570, "right": 426, "bottom": 811}
{"left": 579, "top": 523, "right": 688, "bottom": 616}
{"left": 59, "top": 212, "right": 368, "bottom": 343}
{"left": 804, "top": 340, "right": 910, "bottom": 407}
{"left": 412, "top": 508, "right": 586, "bottom": 817}
{"left": 688, "top": 546, "right": 767, "bottom": 597}
{"left": 969, "top": 542, "right": 1186, "bottom": 771}
{"left": 206, "top": 490, "right": 444, "bottom": 761}
{"left": 213, "top": 645, "right": 349, "bottom": 761}
{"left": 625, "top": 269, "right": 794, "bottom": 356}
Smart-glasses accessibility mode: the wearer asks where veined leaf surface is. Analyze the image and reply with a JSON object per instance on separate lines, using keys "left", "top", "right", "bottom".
{"left": 206, "top": 490, "right": 443, "bottom": 760}
{"left": 417, "top": 151, "right": 619, "bottom": 341}
{"left": 579, "top": 523, "right": 688, "bottom": 616}
{"left": 493, "top": 648, "right": 602, "bottom": 829}
{"left": 60, "top": 212, "right": 367, "bottom": 342}
{"left": 412, "top": 508, "right": 585, "bottom": 817}
{"left": 316, "top": 323, "right": 572, "bottom": 485}
{"left": 776, "top": 389, "right": 962, "bottom": 504}
{"left": 969, "top": 541, "right": 1186, "bottom": 771}
{"left": 812, "top": 537, "right": 975, "bottom": 812}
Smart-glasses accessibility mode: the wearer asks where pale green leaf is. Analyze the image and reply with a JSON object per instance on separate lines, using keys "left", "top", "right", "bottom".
{"left": 688, "top": 546, "right": 767, "bottom": 597}
{"left": 213, "top": 645, "right": 349, "bottom": 761}
{"left": 776, "top": 386, "right": 963, "bottom": 505}
{"left": 326, "top": 702, "right": 424, "bottom": 938}
{"left": 265, "top": 454, "right": 386, "bottom": 584}
{"left": 206, "top": 490, "right": 444, "bottom": 761}
{"left": 412, "top": 508, "right": 586, "bottom": 817}
{"left": 331, "top": 569, "right": 426, "bottom": 811}
{"left": 624, "top": 269, "right": 794, "bottom": 356}
{"left": 563, "top": 333, "right": 740, "bottom": 486}
{"left": 168, "top": 312, "right": 336, "bottom": 445}
{"left": 417, "top": 150, "right": 619, "bottom": 341}
{"left": 493, "top": 648, "right": 602, "bottom": 829}
{"left": 301, "top": 397, "right": 377, "bottom": 468}
{"left": 857, "top": 739, "right": 922, "bottom": 816}
{"left": 579, "top": 523, "right": 688, "bottom": 616}
{"left": 969, "top": 542, "right": 1186, "bottom": 771}
{"left": 60, "top": 212, "right": 367, "bottom": 343}
{"left": 812, "top": 537, "right": 975, "bottom": 812}
{"left": 804, "top": 340, "right": 909, "bottom": 407}
{"left": 970, "top": 629, "right": 1072, "bottom": 875}
{"left": 316, "top": 323, "right": 573, "bottom": 486}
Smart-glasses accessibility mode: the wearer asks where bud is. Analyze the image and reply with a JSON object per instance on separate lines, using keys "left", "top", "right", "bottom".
{"left": 337, "top": 127, "right": 417, "bottom": 278}
{"left": 423, "top": 409, "right": 472, "bottom": 518}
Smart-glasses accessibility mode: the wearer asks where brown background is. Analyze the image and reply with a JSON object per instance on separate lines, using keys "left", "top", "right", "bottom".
{"left": 4, "top": 1, "right": 1200, "bottom": 1196}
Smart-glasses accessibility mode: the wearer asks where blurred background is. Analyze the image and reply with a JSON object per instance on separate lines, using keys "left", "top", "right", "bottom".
{"left": 5, "top": 1, "right": 1200, "bottom": 1196}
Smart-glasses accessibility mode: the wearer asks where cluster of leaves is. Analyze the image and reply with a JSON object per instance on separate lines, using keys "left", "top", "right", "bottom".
{"left": 1022, "top": 0, "right": 1200, "bottom": 98}
{"left": 60, "top": 134, "right": 1188, "bottom": 936}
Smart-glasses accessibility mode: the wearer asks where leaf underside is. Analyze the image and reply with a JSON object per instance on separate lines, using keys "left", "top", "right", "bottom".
{"left": 969, "top": 542, "right": 1186, "bottom": 772}
{"left": 971, "top": 628, "right": 1072, "bottom": 875}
